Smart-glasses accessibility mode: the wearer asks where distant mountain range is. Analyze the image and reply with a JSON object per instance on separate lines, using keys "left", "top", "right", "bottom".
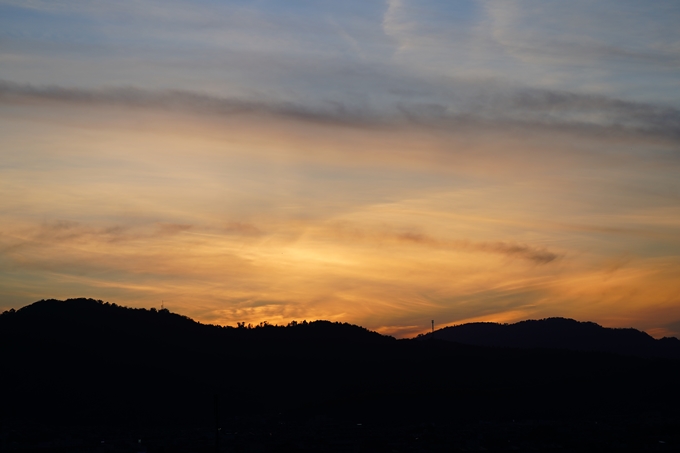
{"left": 420, "top": 318, "right": 680, "bottom": 359}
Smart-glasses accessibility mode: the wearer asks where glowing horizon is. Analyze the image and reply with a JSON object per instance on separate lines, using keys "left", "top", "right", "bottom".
{"left": 1, "top": 1, "right": 679, "bottom": 338}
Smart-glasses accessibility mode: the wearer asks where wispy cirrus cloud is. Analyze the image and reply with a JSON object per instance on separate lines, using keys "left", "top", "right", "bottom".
{"left": 481, "top": 0, "right": 680, "bottom": 69}
{"left": 326, "top": 223, "right": 560, "bottom": 264}
{"left": 392, "top": 231, "right": 561, "bottom": 264}
{"left": 0, "top": 220, "right": 195, "bottom": 251}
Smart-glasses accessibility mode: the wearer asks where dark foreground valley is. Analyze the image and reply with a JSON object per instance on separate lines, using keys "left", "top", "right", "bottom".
{"left": 1, "top": 299, "right": 679, "bottom": 452}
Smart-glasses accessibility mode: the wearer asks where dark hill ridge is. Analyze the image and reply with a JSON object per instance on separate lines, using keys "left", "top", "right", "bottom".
{"left": 1, "top": 298, "right": 390, "bottom": 344}
{"left": 2, "top": 299, "right": 680, "bottom": 451}
{"left": 422, "top": 317, "right": 680, "bottom": 359}
{"left": 0, "top": 298, "right": 399, "bottom": 427}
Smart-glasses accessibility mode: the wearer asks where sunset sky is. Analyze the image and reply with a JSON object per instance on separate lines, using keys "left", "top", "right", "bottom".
{"left": 1, "top": 0, "right": 679, "bottom": 338}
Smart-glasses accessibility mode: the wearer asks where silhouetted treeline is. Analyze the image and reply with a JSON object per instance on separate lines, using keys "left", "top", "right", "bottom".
{"left": 1, "top": 299, "right": 680, "bottom": 451}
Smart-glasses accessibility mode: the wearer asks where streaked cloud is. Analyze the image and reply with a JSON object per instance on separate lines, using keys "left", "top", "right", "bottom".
{"left": 324, "top": 223, "right": 560, "bottom": 264}
{"left": 2, "top": 80, "right": 679, "bottom": 142}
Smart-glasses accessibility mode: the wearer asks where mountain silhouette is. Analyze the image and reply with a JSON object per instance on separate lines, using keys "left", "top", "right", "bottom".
{"left": 2, "top": 299, "right": 680, "bottom": 451}
{"left": 1, "top": 297, "right": 390, "bottom": 345}
{"left": 421, "top": 318, "right": 680, "bottom": 359}
{"left": 0, "top": 299, "right": 399, "bottom": 427}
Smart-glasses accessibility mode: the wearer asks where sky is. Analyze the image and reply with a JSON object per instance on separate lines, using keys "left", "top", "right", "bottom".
{"left": 1, "top": 0, "right": 679, "bottom": 338}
